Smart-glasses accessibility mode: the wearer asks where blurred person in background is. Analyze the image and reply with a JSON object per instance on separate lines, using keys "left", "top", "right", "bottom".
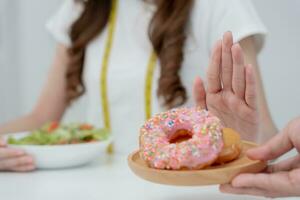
{"left": 0, "top": 0, "right": 276, "bottom": 171}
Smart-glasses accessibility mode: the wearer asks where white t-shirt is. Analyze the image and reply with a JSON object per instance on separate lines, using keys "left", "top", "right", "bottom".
{"left": 46, "top": 0, "right": 267, "bottom": 154}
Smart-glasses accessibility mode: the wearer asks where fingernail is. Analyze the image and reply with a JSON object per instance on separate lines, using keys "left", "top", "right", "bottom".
{"left": 24, "top": 157, "right": 33, "bottom": 163}
{"left": 219, "top": 184, "right": 227, "bottom": 192}
{"left": 219, "top": 184, "right": 231, "bottom": 192}
{"left": 29, "top": 166, "right": 36, "bottom": 171}
{"left": 232, "top": 43, "right": 240, "bottom": 48}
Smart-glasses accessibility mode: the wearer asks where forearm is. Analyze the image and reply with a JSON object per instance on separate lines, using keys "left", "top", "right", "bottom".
{"left": 0, "top": 113, "right": 45, "bottom": 135}
{"left": 240, "top": 37, "right": 278, "bottom": 142}
{"left": 0, "top": 44, "right": 69, "bottom": 136}
{"left": 248, "top": 52, "right": 278, "bottom": 140}
{"left": 253, "top": 67, "right": 278, "bottom": 142}
{"left": 0, "top": 104, "right": 66, "bottom": 135}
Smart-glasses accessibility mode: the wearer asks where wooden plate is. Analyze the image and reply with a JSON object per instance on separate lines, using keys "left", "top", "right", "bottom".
{"left": 127, "top": 141, "right": 266, "bottom": 186}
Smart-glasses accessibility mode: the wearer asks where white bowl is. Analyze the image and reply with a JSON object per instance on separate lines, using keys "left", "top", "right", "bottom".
{"left": 4, "top": 132, "right": 112, "bottom": 169}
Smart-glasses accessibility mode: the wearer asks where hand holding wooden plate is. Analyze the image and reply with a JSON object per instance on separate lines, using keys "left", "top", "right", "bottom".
{"left": 128, "top": 141, "right": 266, "bottom": 186}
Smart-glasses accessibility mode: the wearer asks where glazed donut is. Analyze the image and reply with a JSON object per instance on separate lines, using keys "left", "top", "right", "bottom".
{"left": 214, "top": 128, "right": 242, "bottom": 164}
{"left": 139, "top": 107, "right": 224, "bottom": 170}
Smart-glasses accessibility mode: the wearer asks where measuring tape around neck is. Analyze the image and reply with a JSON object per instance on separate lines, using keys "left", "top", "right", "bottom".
{"left": 100, "top": 0, "right": 157, "bottom": 153}
{"left": 144, "top": 51, "right": 157, "bottom": 120}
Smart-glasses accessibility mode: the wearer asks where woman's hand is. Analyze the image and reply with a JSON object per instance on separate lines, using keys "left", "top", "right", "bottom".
{"left": 193, "top": 32, "right": 259, "bottom": 141}
{"left": 0, "top": 138, "right": 35, "bottom": 172}
{"left": 220, "top": 117, "right": 300, "bottom": 198}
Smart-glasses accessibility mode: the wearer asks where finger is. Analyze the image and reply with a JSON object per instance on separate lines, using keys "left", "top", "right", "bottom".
{"left": 207, "top": 39, "right": 222, "bottom": 93}
{"left": 10, "top": 164, "right": 36, "bottom": 172}
{"left": 247, "top": 130, "right": 293, "bottom": 161}
{"left": 231, "top": 173, "right": 271, "bottom": 189}
{"left": 220, "top": 184, "right": 274, "bottom": 198}
{"left": 0, "top": 148, "right": 25, "bottom": 159}
{"left": 231, "top": 171, "right": 296, "bottom": 195}
{"left": 193, "top": 76, "right": 207, "bottom": 109}
{"left": 267, "top": 155, "right": 300, "bottom": 173}
{"left": 232, "top": 43, "right": 246, "bottom": 98}
{"left": 244, "top": 64, "right": 257, "bottom": 109}
{"left": 221, "top": 31, "right": 233, "bottom": 91}
{"left": 0, "top": 155, "right": 34, "bottom": 170}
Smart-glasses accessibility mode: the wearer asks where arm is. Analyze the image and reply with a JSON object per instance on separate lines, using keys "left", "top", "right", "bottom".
{"left": 239, "top": 36, "right": 277, "bottom": 142}
{"left": 0, "top": 44, "right": 69, "bottom": 134}
{"left": 193, "top": 32, "right": 276, "bottom": 143}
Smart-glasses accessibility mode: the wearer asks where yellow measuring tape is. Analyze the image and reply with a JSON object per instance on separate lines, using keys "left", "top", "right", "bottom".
{"left": 145, "top": 51, "right": 157, "bottom": 120}
{"left": 100, "top": 0, "right": 157, "bottom": 153}
{"left": 100, "top": 0, "right": 118, "bottom": 132}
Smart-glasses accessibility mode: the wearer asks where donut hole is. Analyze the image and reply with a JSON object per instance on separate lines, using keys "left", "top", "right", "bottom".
{"left": 169, "top": 129, "right": 193, "bottom": 143}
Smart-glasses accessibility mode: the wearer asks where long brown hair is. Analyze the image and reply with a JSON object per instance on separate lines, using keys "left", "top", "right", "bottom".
{"left": 67, "top": 0, "right": 194, "bottom": 109}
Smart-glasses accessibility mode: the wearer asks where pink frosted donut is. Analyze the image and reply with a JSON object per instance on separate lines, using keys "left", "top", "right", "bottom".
{"left": 139, "top": 107, "right": 224, "bottom": 170}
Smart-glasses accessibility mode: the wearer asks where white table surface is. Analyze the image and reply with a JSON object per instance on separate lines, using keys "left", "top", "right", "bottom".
{"left": 0, "top": 154, "right": 298, "bottom": 200}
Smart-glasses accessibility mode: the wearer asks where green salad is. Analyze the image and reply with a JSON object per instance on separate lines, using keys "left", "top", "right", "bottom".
{"left": 8, "top": 122, "right": 110, "bottom": 145}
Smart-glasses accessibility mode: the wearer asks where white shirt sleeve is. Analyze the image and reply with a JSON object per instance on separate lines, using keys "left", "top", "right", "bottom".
{"left": 45, "top": 0, "right": 83, "bottom": 47}
{"left": 191, "top": 0, "right": 267, "bottom": 54}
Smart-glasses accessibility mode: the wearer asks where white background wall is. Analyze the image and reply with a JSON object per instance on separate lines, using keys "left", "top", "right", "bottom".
{"left": 0, "top": 0, "right": 61, "bottom": 121}
{"left": 0, "top": 0, "right": 21, "bottom": 121}
{"left": 1, "top": 0, "right": 300, "bottom": 130}
{"left": 254, "top": 0, "right": 300, "bottom": 129}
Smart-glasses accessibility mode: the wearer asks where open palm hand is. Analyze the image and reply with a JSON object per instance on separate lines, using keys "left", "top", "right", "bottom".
{"left": 194, "top": 32, "right": 259, "bottom": 141}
